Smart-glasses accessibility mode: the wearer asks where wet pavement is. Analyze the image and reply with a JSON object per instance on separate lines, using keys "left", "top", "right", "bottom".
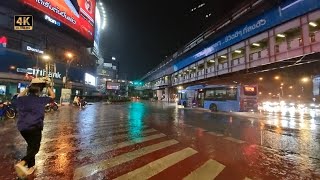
{"left": 0, "top": 101, "right": 320, "bottom": 179}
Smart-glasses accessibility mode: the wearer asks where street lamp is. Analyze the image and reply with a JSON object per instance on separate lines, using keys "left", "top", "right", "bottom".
{"left": 42, "top": 54, "right": 51, "bottom": 61}
{"left": 41, "top": 54, "right": 51, "bottom": 77}
{"left": 111, "top": 56, "right": 119, "bottom": 80}
{"left": 301, "top": 77, "right": 309, "bottom": 83}
{"left": 66, "top": 52, "right": 73, "bottom": 59}
{"left": 274, "top": 76, "right": 280, "bottom": 80}
{"left": 300, "top": 77, "right": 310, "bottom": 98}
{"left": 64, "top": 52, "right": 75, "bottom": 88}
{"left": 259, "top": 77, "right": 263, "bottom": 81}
{"left": 9, "top": 65, "right": 16, "bottom": 70}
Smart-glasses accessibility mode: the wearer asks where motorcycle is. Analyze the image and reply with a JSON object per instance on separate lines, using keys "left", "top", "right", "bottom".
{"left": 45, "top": 101, "right": 59, "bottom": 112}
{"left": 0, "top": 101, "right": 16, "bottom": 119}
{"left": 80, "top": 100, "right": 87, "bottom": 108}
{"left": 73, "top": 100, "right": 87, "bottom": 108}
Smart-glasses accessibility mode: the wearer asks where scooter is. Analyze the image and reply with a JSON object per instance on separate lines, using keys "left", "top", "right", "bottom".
{"left": 73, "top": 100, "right": 87, "bottom": 108}
{"left": 0, "top": 101, "right": 16, "bottom": 119}
{"left": 45, "top": 101, "right": 59, "bottom": 112}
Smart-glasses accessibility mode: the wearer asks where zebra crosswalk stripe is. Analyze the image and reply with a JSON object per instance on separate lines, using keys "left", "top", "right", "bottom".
{"left": 114, "top": 148, "right": 197, "bottom": 180}
{"left": 37, "top": 129, "right": 158, "bottom": 159}
{"left": 77, "top": 133, "right": 167, "bottom": 159}
{"left": 183, "top": 159, "right": 225, "bottom": 180}
{"left": 41, "top": 125, "right": 149, "bottom": 144}
{"left": 73, "top": 139, "right": 179, "bottom": 180}
{"left": 88, "top": 128, "right": 157, "bottom": 145}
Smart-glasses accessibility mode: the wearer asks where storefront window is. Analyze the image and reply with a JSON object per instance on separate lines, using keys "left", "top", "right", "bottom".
{"left": 0, "top": 85, "right": 6, "bottom": 95}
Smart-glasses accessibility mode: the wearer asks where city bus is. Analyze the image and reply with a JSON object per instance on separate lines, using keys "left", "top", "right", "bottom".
{"left": 202, "top": 85, "right": 258, "bottom": 112}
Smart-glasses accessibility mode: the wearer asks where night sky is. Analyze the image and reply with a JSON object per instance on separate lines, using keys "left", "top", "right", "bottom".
{"left": 100, "top": 0, "right": 252, "bottom": 80}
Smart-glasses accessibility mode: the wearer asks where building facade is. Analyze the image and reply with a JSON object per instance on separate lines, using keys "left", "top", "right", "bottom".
{"left": 0, "top": 1, "right": 100, "bottom": 100}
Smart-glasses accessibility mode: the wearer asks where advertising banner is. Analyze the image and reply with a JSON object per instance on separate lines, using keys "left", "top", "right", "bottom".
{"left": 85, "top": 73, "right": 96, "bottom": 86}
{"left": 103, "top": 63, "right": 112, "bottom": 68}
{"left": 106, "top": 82, "right": 120, "bottom": 90}
{"left": 61, "top": 88, "right": 71, "bottom": 105}
{"left": 92, "top": 6, "right": 101, "bottom": 57}
{"left": 22, "top": 0, "right": 96, "bottom": 41}
{"left": 0, "top": 36, "right": 7, "bottom": 48}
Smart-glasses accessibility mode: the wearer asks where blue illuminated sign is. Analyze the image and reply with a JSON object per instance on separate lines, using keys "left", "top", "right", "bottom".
{"left": 44, "top": 15, "right": 61, "bottom": 27}
{"left": 173, "top": 0, "right": 320, "bottom": 71}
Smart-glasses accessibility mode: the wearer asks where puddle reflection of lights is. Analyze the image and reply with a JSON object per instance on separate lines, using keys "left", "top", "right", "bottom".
{"left": 275, "top": 126, "right": 282, "bottom": 134}
{"left": 310, "top": 110, "right": 316, "bottom": 118}
{"left": 289, "top": 107, "right": 296, "bottom": 117}
{"left": 281, "top": 120, "right": 289, "bottom": 128}
{"left": 250, "top": 119, "right": 254, "bottom": 126}
{"left": 267, "top": 119, "right": 272, "bottom": 125}
{"left": 299, "top": 123, "right": 306, "bottom": 129}
{"left": 289, "top": 120, "right": 296, "bottom": 128}
{"left": 128, "top": 102, "right": 145, "bottom": 140}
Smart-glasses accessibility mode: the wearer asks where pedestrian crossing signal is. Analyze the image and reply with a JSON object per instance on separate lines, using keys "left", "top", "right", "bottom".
{"left": 14, "top": 15, "right": 33, "bottom": 30}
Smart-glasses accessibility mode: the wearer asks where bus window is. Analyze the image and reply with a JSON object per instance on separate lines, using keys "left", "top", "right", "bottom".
{"left": 204, "top": 87, "right": 237, "bottom": 101}
{"left": 226, "top": 88, "right": 237, "bottom": 100}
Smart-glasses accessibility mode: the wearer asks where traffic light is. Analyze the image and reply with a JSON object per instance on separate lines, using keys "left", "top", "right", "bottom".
{"left": 133, "top": 81, "right": 143, "bottom": 86}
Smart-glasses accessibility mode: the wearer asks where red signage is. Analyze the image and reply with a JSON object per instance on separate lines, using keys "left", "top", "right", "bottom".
{"left": 0, "top": 36, "right": 7, "bottom": 47}
{"left": 244, "top": 86, "right": 255, "bottom": 92}
{"left": 21, "top": 0, "right": 96, "bottom": 42}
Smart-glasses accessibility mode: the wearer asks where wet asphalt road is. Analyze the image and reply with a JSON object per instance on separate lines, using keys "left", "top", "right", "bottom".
{"left": 0, "top": 101, "right": 320, "bottom": 179}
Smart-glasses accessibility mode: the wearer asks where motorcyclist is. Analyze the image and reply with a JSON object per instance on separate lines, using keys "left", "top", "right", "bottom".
{"left": 11, "top": 93, "right": 18, "bottom": 110}
{"left": 0, "top": 99, "right": 5, "bottom": 121}
{"left": 73, "top": 95, "right": 80, "bottom": 106}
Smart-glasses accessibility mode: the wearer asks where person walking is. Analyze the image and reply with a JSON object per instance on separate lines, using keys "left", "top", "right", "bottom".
{"left": 14, "top": 84, "right": 55, "bottom": 178}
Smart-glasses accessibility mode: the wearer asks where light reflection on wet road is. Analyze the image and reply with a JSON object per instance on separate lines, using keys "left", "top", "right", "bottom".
{"left": 0, "top": 101, "right": 319, "bottom": 179}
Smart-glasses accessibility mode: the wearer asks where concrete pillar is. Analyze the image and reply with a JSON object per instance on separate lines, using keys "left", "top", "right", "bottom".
{"left": 301, "top": 15, "right": 311, "bottom": 53}
{"left": 195, "top": 64, "right": 199, "bottom": 80}
{"left": 268, "top": 30, "right": 276, "bottom": 62}
{"left": 204, "top": 60, "right": 208, "bottom": 78}
{"left": 228, "top": 47, "right": 232, "bottom": 72}
{"left": 245, "top": 40, "right": 250, "bottom": 70}
{"left": 156, "top": 89, "right": 162, "bottom": 100}
{"left": 165, "top": 87, "right": 169, "bottom": 102}
{"left": 214, "top": 54, "right": 218, "bottom": 76}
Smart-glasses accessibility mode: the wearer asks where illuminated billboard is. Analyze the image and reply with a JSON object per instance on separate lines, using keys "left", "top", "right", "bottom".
{"left": 85, "top": 73, "right": 96, "bottom": 86}
{"left": 92, "top": 6, "right": 101, "bottom": 57}
{"left": 22, "top": 0, "right": 96, "bottom": 41}
{"left": 107, "top": 82, "right": 120, "bottom": 90}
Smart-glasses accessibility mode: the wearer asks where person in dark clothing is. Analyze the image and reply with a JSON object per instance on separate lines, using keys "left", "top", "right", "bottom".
{"left": 14, "top": 84, "right": 55, "bottom": 178}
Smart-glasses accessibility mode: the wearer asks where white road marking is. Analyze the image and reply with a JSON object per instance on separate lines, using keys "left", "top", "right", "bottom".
{"left": 88, "top": 128, "right": 156, "bottom": 145}
{"left": 183, "top": 159, "right": 225, "bottom": 180}
{"left": 115, "top": 148, "right": 197, "bottom": 180}
{"left": 77, "top": 133, "right": 167, "bottom": 159}
{"left": 207, "top": 132, "right": 224, "bottom": 137}
{"left": 37, "top": 129, "right": 158, "bottom": 159}
{"left": 73, "top": 139, "right": 179, "bottom": 180}
{"left": 224, "top": 137, "right": 245, "bottom": 144}
{"left": 41, "top": 125, "right": 149, "bottom": 143}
